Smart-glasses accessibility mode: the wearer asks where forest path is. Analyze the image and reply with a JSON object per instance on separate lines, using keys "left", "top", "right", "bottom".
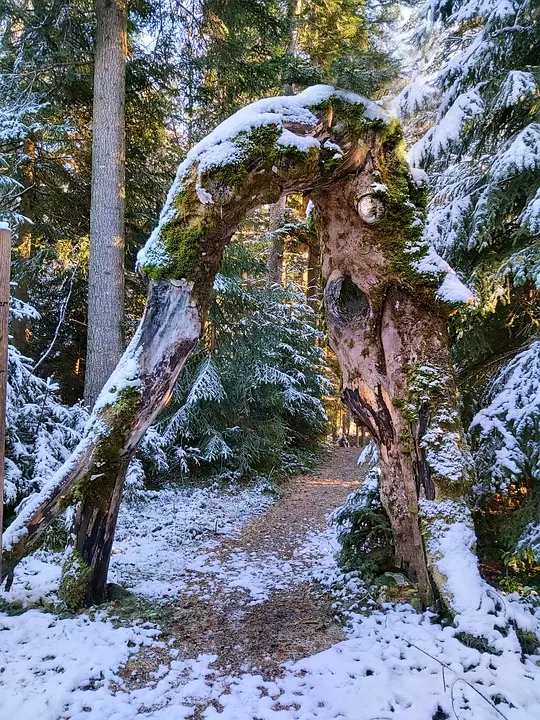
{"left": 5, "top": 448, "right": 540, "bottom": 720}
{"left": 122, "top": 447, "right": 361, "bottom": 689}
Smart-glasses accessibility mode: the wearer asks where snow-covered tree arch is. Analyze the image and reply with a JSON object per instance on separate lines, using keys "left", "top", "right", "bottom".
{"left": 2, "top": 86, "right": 481, "bottom": 615}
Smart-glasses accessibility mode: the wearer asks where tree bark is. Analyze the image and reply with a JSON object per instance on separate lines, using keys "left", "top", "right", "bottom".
{"left": 315, "top": 150, "right": 475, "bottom": 608}
{"left": 84, "top": 0, "right": 127, "bottom": 407}
{"left": 306, "top": 230, "right": 321, "bottom": 309}
{"left": 7, "top": 277, "right": 203, "bottom": 602}
{"left": 266, "top": 0, "right": 302, "bottom": 285}
{"left": 267, "top": 196, "right": 287, "bottom": 286}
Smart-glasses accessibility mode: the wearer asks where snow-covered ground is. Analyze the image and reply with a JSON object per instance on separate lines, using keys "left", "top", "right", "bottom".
{"left": 1, "top": 483, "right": 540, "bottom": 720}
{"left": 110, "top": 483, "right": 276, "bottom": 599}
{"left": 1, "top": 482, "right": 276, "bottom": 606}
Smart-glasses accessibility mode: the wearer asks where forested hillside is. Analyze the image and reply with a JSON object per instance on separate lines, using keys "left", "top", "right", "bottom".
{"left": 1, "top": 1, "right": 539, "bottom": 719}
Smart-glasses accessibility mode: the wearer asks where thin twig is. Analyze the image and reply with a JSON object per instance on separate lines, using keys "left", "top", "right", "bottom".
{"left": 34, "top": 267, "right": 76, "bottom": 372}
{"left": 405, "top": 639, "right": 511, "bottom": 720}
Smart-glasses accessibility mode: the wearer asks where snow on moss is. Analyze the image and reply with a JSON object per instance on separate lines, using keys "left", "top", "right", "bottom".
{"left": 420, "top": 499, "right": 482, "bottom": 611}
{"left": 405, "top": 364, "right": 475, "bottom": 486}
{"left": 422, "top": 413, "right": 469, "bottom": 484}
{"left": 409, "top": 242, "right": 474, "bottom": 304}
{"left": 420, "top": 497, "right": 538, "bottom": 648}
{"left": 137, "top": 85, "right": 387, "bottom": 273}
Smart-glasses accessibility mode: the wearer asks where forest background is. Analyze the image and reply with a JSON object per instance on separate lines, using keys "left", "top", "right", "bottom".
{"left": 0, "top": 0, "right": 539, "bottom": 590}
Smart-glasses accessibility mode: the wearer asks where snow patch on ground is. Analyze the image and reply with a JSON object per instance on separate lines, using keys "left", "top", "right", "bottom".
{"left": 0, "top": 609, "right": 161, "bottom": 720}
{"left": 205, "top": 607, "right": 540, "bottom": 720}
{"left": 2, "top": 481, "right": 276, "bottom": 607}
{"left": 191, "top": 525, "right": 339, "bottom": 605}
{"left": 110, "top": 483, "right": 276, "bottom": 598}
{"left": 0, "top": 549, "right": 62, "bottom": 606}
{"left": 2, "top": 484, "right": 540, "bottom": 719}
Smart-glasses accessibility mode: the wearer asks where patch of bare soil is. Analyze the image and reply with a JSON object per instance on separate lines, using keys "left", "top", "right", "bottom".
{"left": 229, "top": 447, "right": 361, "bottom": 559}
{"left": 122, "top": 448, "right": 362, "bottom": 686}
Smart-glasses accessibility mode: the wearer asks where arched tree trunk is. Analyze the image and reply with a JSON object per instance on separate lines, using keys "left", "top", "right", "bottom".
{"left": 3, "top": 87, "right": 480, "bottom": 615}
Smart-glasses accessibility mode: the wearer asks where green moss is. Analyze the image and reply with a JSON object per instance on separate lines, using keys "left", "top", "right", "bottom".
{"left": 455, "top": 631, "right": 501, "bottom": 656}
{"left": 74, "top": 387, "right": 141, "bottom": 507}
{"left": 313, "top": 96, "right": 388, "bottom": 142}
{"left": 398, "top": 427, "right": 415, "bottom": 453}
{"left": 515, "top": 628, "right": 540, "bottom": 655}
{"left": 321, "top": 152, "right": 343, "bottom": 175}
{"left": 369, "top": 130, "right": 432, "bottom": 288}
{"left": 58, "top": 549, "right": 92, "bottom": 610}
{"left": 95, "top": 387, "right": 141, "bottom": 465}
{"left": 158, "top": 223, "right": 207, "bottom": 280}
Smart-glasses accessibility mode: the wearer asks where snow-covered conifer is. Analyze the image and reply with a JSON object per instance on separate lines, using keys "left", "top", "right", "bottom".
{"left": 403, "top": 0, "right": 540, "bottom": 566}
{"left": 3, "top": 299, "right": 87, "bottom": 522}
{"left": 141, "top": 240, "right": 330, "bottom": 484}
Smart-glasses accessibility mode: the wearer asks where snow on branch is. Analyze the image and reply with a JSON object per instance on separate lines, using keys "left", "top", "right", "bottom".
{"left": 137, "top": 85, "right": 387, "bottom": 275}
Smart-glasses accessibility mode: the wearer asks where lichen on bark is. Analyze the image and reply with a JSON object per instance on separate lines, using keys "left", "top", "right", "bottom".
{"left": 403, "top": 363, "right": 475, "bottom": 495}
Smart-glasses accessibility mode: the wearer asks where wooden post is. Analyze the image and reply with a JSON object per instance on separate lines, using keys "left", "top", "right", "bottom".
{"left": 0, "top": 223, "right": 11, "bottom": 582}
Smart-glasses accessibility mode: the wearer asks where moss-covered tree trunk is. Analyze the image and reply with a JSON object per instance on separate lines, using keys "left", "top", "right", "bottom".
{"left": 3, "top": 87, "right": 480, "bottom": 615}
{"left": 59, "top": 455, "right": 131, "bottom": 607}
{"left": 315, "top": 138, "right": 475, "bottom": 608}
{"left": 5, "top": 278, "right": 204, "bottom": 601}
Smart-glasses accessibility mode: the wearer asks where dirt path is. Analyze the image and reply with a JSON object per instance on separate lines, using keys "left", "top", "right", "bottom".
{"left": 232, "top": 447, "right": 362, "bottom": 559}
{"left": 123, "top": 448, "right": 361, "bottom": 686}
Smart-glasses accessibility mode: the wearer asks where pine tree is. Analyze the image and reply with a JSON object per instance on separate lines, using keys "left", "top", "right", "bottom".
{"left": 402, "top": 0, "right": 540, "bottom": 569}
{"left": 0, "top": 1, "right": 179, "bottom": 398}
{"left": 141, "top": 234, "right": 330, "bottom": 484}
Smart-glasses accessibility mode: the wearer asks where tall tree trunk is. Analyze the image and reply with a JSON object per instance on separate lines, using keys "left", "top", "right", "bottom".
{"left": 267, "top": 196, "right": 287, "bottom": 285}
{"left": 84, "top": 0, "right": 127, "bottom": 407}
{"left": 63, "top": 0, "right": 127, "bottom": 605}
{"left": 306, "top": 231, "right": 321, "bottom": 309}
{"left": 282, "top": 0, "right": 302, "bottom": 95}
{"left": 266, "top": 0, "right": 302, "bottom": 285}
